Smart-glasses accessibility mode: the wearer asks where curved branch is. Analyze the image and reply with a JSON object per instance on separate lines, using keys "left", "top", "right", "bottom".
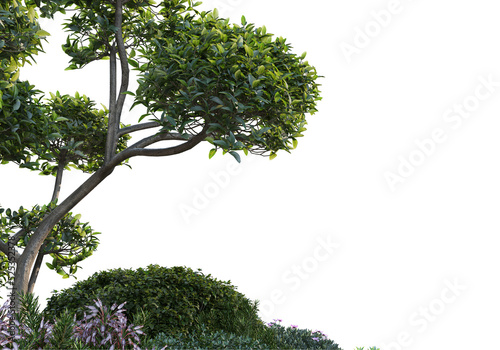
{"left": 115, "top": 123, "right": 210, "bottom": 160}
{"left": 129, "top": 131, "right": 190, "bottom": 149}
{"left": 118, "top": 121, "right": 160, "bottom": 137}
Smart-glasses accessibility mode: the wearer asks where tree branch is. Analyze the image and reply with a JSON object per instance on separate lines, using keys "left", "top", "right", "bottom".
{"left": 128, "top": 131, "right": 190, "bottom": 149}
{"left": 117, "top": 121, "right": 160, "bottom": 137}
{"left": 0, "top": 240, "right": 20, "bottom": 261}
{"left": 50, "top": 151, "right": 67, "bottom": 203}
{"left": 118, "top": 123, "right": 210, "bottom": 159}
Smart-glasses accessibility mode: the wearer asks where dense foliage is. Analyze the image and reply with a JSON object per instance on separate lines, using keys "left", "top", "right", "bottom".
{"left": 134, "top": 7, "right": 321, "bottom": 161}
{"left": 43, "top": 264, "right": 268, "bottom": 340}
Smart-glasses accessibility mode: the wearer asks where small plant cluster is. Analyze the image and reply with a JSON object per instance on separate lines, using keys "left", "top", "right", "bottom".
{"left": 0, "top": 292, "right": 147, "bottom": 350}
{"left": 139, "top": 319, "right": 343, "bottom": 350}
{"left": 266, "top": 319, "right": 341, "bottom": 349}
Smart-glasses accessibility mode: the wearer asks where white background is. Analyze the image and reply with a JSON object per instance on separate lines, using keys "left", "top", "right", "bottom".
{"left": 1, "top": 0, "right": 499, "bottom": 349}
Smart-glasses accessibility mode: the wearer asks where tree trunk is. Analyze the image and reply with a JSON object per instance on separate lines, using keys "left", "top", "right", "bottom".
{"left": 11, "top": 164, "right": 115, "bottom": 310}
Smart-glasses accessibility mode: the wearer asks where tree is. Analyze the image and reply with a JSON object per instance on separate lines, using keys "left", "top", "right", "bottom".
{"left": 0, "top": 0, "right": 322, "bottom": 308}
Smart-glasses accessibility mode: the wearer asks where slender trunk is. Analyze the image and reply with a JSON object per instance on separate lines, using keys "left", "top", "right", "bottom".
{"left": 105, "top": 0, "right": 129, "bottom": 164}
{"left": 51, "top": 151, "right": 67, "bottom": 203}
{"left": 27, "top": 245, "right": 46, "bottom": 294}
{"left": 105, "top": 45, "right": 118, "bottom": 164}
{"left": 12, "top": 164, "right": 115, "bottom": 310}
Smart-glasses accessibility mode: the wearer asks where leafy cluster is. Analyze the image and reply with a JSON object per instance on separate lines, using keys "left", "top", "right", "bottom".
{"left": 61, "top": 0, "right": 156, "bottom": 70}
{"left": 1, "top": 89, "right": 130, "bottom": 173}
{"left": 0, "top": 203, "right": 100, "bottom": 287}
{"left": 0, "top": 0, "right": 48, "bottom": 164}
{"left": 134, "top": 6, "right": 322, "bottom": 161}
{"left": 36, "top": 91, "right": 130, "bottom": 175}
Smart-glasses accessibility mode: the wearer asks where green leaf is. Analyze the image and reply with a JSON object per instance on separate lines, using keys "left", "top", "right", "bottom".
{"left": 244, "top": 44, "right": 253, "bottom": 57}
{"left": 208, "top": 148, "right": 217, "bottom": 159}
{"left": 213, "top": 140, "right": 228, "bottom": 148}
{"left": 35, "top": 29, "right": 51, "bottom": 37}
{"left": 248, "top": 74, "right": 256, "bottom": 87}
{"left": 128, "top": 58, "right": 139, "bottom": 68}
{"left": 11, "top": 70, "right": 20, "bottom": 82}
{"left": 190, "top": 106, "right": 204, "bottom": 112}
{"left": 257, "top": 65, "right": 265, "bottom": 75}
{"left": 228, "top": 131, "right": 236, "bottom": 145}
{"left": 12, "top": 99, "right": 21, "bottom": 111}
{"left": 210, "top": 96, "right": 224, "bottom": 106}
{"left": 229, "top": 151, "right": 241, "bottom": 163}
{"left": 269, "top": 152, "right": 277, "bottom": 160}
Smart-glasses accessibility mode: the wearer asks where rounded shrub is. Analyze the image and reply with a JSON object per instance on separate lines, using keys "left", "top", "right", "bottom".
{"left": 42, "top": 265, "right": 268, "bottom": 340}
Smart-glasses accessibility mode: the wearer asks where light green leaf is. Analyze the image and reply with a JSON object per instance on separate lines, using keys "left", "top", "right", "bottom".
{"left": 252, "top": 79, "right": 261, "bottom": 88}
{"left": 209, "top": 148, "right": 217, "bottom": 159}
{"left": 35, "top": 29, "right": 51, "bottom": 37}
{"left": 244, "top": 44, "right": 253, "bottom": 57}
{"left": 11, "top": 70, "right": 20, "bottom": 82}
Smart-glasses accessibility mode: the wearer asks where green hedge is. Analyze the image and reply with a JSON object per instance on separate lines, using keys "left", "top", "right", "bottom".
{"left": 43, "top": 265, "right": 267, "bottom": 340}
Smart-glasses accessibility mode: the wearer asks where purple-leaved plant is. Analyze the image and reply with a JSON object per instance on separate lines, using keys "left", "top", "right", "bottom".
{"left": 0, "top": 294, "right": 147, "bottom": 350}
{"left": 73, "top": 299, "right": 144, "bottom": 350}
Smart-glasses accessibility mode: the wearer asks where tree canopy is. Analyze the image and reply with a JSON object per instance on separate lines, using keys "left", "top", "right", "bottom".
{"left": 0, "top": 0, "right": 322, "bottom": 304}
